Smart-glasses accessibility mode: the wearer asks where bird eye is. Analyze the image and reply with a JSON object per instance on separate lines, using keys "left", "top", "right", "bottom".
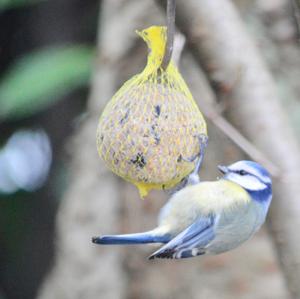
{"left": 238, "top": 170, "right": 247, "bottom": 176}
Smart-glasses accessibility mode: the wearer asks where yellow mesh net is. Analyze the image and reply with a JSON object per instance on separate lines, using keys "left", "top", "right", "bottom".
{"left": 96, "top": 26, "right": 207, "bottom": 197}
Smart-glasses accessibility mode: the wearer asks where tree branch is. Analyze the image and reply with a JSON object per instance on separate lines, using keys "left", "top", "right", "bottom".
{"left": 201, "top": 103, "right": 280, "bottom": 177}
{"left": 175, "top": 1, "right": 300, "bottom": 298}
{"left": 173, "top": 31, "right": 280, "bottom": 177}
{"left": 161, "top": 0, "right": 176, "bottom": 69}
{"left": 291, "top": 0, "right": 300, "bottom": 38}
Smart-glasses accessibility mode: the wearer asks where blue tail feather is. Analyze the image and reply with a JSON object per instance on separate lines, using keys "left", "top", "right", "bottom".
{"left": 92, "top": 231, "right": 170, "bottom": 245}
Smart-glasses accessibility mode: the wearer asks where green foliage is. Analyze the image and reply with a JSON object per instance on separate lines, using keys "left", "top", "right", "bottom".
{"left": 0, "top": 45, "right": 93, "bottom": 120}
{"left": 0, "top": 0, "right": 45, "bottom": 10}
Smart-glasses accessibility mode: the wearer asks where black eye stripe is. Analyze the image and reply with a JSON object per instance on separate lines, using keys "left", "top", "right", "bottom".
{"left": 233, "top": 170, "right": 247, "bottom": 176}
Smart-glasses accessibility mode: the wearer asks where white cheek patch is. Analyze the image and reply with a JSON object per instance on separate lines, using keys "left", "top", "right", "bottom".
{"left": 226, "top": 173, "right": 267, "bottom": 190}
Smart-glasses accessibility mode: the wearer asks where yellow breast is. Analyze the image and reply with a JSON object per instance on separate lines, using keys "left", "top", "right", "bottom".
{"left": 171, "top": 179, "right": 251, "bottom": 216}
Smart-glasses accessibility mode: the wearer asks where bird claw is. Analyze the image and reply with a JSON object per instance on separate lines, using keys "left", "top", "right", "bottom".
{"left": 193, "top": 134, "right": 208, "bottom": 171}
{"left": 185, "top": 134, "right": 208, "bottom": 185}
{"left": 167, "top": 134, "right": 208, "bottom": 194}
{"left": 181, "top": 134, "right": 208, "bottom": 162}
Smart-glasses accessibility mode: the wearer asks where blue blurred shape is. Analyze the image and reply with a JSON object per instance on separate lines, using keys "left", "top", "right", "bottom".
{"left": 0, "top": 129, "right": 52, "bottom": 194}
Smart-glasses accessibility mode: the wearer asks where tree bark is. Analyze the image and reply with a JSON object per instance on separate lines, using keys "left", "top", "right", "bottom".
{"left": 175, "top": 1, "right": 300, "bottom": 298}
{"left": 38, "top": 1, "right": 291, "bottom": 298}
{"left": 37, "top": 1, "right": 158, "bottom": 298}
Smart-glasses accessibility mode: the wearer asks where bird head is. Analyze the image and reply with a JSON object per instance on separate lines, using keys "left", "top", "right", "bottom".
{"left": 218, "top": 161, "right": 272, "bottom": 198}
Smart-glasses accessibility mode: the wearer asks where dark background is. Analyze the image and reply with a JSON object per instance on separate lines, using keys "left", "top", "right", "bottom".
{"left": 0, "top": 1, "right": 98, "bottom": 298}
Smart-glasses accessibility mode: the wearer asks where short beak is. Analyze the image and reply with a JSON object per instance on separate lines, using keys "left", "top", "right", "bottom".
{"left": 218, "top": 165, "right": 229, "bottom": 174}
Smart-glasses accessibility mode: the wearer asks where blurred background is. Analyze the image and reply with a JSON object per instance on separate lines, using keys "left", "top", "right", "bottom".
{"left": 0, "top": 1, "right": 97, "bottom": 298}
{"left": 0, "top": 1, "right": 300, "bottom": 299}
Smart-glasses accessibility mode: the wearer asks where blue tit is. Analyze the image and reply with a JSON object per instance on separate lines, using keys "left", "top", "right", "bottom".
{"left": 92, "top": 160, "right": 272, "bottom": 259}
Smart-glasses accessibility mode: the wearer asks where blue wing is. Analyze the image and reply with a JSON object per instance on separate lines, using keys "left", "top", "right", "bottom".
{"left": 149, "top": 215, "right": 216, "bottom": 259}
